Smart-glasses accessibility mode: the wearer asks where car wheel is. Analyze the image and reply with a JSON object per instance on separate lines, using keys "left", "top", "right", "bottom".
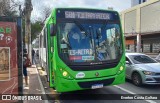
{"left": 132, "top": 72, "right": 142, "bottom": 86}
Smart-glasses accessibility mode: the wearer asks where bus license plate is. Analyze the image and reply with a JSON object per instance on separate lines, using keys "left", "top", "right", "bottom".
{"left": 91, "top": 84, "right": 103, "bottom": 89}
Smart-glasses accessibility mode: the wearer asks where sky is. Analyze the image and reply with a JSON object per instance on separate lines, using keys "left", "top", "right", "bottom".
{"left": 21, "top": 0, "right": 131, "bottom": 21}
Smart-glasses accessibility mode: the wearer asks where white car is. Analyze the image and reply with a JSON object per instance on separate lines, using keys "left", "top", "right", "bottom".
{"left": 126, "top": 53, "right": 160, "bottom": 86}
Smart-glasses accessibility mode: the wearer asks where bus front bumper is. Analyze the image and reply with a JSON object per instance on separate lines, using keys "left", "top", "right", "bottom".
{"left": 56, "top": 71, "right": 125, "bottom": 92}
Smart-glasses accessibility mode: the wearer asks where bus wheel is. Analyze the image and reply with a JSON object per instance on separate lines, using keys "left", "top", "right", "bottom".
{"left": 132, "top": 72, "right": 142, "bottom": 86}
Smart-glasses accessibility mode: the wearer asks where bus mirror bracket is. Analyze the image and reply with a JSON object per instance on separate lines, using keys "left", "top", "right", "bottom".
{"left": 50, "top": 24, "right": 56, "bottom": 36}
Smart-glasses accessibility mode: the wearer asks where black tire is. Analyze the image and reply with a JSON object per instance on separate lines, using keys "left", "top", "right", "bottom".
{"left": 132, "top": 72, "right": 142, "bottom": 86}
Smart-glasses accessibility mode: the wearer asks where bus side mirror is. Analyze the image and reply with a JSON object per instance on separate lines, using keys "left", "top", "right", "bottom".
{"left": 126, "top": 61, "right": 130, "bottom": 65}
{"left": 50, "top": 24, "right": 56, "bottom": 36}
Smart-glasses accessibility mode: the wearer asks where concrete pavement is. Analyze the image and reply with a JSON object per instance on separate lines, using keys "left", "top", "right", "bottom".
{"left": 23, "top": 65, "right": 48, "bottom": 103}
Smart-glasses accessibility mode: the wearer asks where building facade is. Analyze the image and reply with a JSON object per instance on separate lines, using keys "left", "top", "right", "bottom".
{"left": 121, "top": 0, "right": 160, "bottom": 53}
{"left": 131, "top": 0, "right": 149, "bottom": 7}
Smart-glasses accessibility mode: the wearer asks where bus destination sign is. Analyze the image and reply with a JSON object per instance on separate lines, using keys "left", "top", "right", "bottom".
{"left": 65, "top": 11, "right": 111, "bottom": 20}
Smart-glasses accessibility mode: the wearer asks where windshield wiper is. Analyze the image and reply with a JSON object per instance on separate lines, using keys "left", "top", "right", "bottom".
{"left": 95, "top": 20, "right": 109, "bottom": 46}
{"left": 74, "top": 21, "right": 90, "bottom": 37}
{"left": 96, "top": 29, "right": 101, "bottom": 46}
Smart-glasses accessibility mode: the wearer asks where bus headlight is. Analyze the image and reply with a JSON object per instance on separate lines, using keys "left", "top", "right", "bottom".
{"left": 63, "top": 71, "right": 68, "bottom": 76}
{"left": 59, "top": 68, "right": 73, "bottom": 79}
{"left": 120, "top": 66, "right": 124, "bottom": 71}
{"left": 117, "top": 66, "right": 124, "bottom": 74}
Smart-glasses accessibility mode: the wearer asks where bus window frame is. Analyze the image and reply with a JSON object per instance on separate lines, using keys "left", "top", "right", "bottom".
{"left": 56, "top": 19, "right": 123, "bottom": 66}
{"left": 50, "top": 23, "right": 56, "bottom": 36}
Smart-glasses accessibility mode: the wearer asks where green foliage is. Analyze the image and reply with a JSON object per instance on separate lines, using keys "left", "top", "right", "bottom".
{"left": 3, "top": 9, "right": 18, "bottom": 17}
{"left": 31, "top": 21, "right": 43, "bottom": 42}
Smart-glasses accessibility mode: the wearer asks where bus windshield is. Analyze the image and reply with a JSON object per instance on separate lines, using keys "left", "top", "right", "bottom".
{"left": 58, "top": 22, "right": 123, "bottom": 63}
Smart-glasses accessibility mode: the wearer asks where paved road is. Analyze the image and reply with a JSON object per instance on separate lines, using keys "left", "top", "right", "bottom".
{"left": 42, "top": 82, "right": 159, "bottom": 103}
{"left": 34, "top": 57, "right": 160, "bottom": 103}
{"left": 119, "top": 79, "right": 160, "bottom": 94}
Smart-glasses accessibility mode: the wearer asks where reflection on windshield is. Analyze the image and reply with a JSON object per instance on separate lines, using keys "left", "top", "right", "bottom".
{"left": 129, "top": 55, "right": 157, "bottom": 64}
{"left": 58, "top": 22, "right": 122, "bottom": 63}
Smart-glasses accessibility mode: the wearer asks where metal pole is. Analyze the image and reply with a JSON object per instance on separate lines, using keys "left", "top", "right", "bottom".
{"left": 137, "top": 33, "right": 141, "bottom": 53}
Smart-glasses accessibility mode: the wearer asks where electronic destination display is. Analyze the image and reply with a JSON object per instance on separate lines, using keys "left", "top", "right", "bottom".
{"left": 56, "top": 8, "right": 119, "bottom": 20}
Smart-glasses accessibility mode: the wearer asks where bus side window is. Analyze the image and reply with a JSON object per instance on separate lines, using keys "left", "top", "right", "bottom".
{"left": 51, "top": 36, "right": 54, "bottom": 53}
{"left": 50, "top": 24, "right": 56, "bottom": 36}
{"left": 49, "top": 24, "right": 54, "bottom": 52}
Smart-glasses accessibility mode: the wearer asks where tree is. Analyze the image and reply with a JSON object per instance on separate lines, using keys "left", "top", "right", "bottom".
{"left": 41, "top": 6, "right": 52, "bottom": 23}
{"left": 0, "top": 0, "right": 9, "bottom": 16}
{"left": 24, "top": 0, "right": 33, "bottom": 62}
{"left": 0, "top": 0, "right": 22, "bottom": 16}
{"left": 30, "top": 5, "right": 52, "bottom": 42}
{"left": 31, "top": 21, "right": 43, "bottom": 42}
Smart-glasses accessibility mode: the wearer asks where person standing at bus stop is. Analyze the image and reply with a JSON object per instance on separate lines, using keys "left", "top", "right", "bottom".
{"left": 32, "top": 49, "right": 35, "bottom": 64}
{"left": 23, "top": 49, "right": 31, "bottom": 87}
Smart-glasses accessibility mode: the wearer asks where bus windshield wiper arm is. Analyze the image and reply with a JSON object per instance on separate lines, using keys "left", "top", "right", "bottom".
{"left": 74, "top": 20, "right": 89, "bottom": 37}
{"left": 96, "top": 29, "right": 101, "bottom": 46}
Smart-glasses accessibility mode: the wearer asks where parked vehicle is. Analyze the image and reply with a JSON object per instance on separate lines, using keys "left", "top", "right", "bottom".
{"left": 126, "top": 53, "right": 160, "bottom": 86}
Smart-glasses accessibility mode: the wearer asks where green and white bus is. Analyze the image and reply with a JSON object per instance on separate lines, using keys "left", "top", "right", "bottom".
{"left": 39, "top": 8, "right": 125, "bottom": 92}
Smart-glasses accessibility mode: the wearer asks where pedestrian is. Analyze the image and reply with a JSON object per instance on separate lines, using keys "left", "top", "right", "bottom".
{"left": 23, "top": 49, "right": 31, "bottom": 87}
{"left": 32, "top": 49, "right": 35, "bottom": 64}
{"left": 36, "top": 50, "right": 39, "bottom": 57}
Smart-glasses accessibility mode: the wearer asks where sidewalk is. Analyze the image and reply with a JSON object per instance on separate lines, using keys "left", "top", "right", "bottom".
{"left": 23, "top": 65, "right": 47, "bottom": 103}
